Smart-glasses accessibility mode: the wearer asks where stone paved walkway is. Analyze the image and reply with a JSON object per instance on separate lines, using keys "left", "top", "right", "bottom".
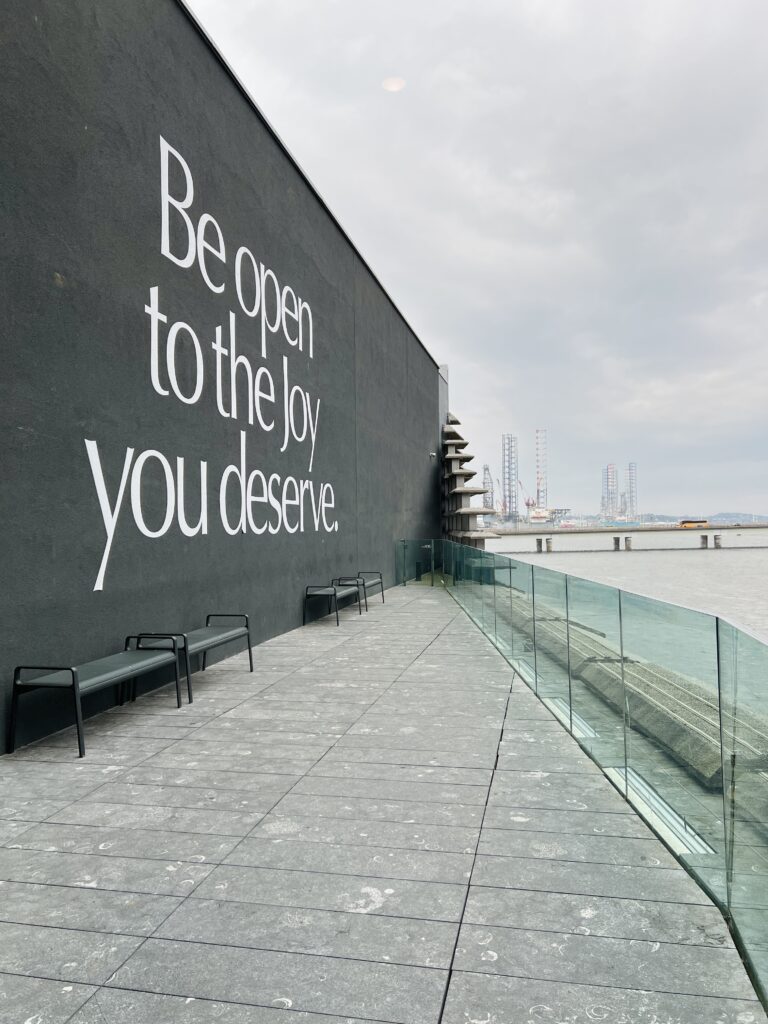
{"left": 0, "top": 587, "right": 765, "bottom": 1023}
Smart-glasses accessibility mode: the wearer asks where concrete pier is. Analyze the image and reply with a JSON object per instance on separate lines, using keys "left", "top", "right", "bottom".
{"left": 0, "top": 588, "right": 764, "bottom": 1023}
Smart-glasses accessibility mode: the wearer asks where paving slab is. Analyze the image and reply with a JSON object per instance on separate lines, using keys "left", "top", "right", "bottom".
{"left": 464, "top": 886, "right": 732, "bottom": 945}
{"left": 274, "top": 793, "right": 484, "bottom": 827}
{"left": 0, "top": 879, "right": 179, "bottom": 934}
{"left": 0, "top": 819, "right": 37, "bottom": 844}
{"left": 193, "top": 864, "right": 466, "bottom": 921}
{"left": 119, "top": 765, "right": 300, "bottom": 794}
{"left": 488, "top": 771, "right": 629, "bottom": 812}
{"left": 142, "top": 751, "right": 318, "bottom": 774}
{"left": 7, "top": 821, "right": 239, "bottom": 863}
{"left": 441, "top": 970, "right": 766, "bottom": 1024}
{"left": 478, "top": 827, "right": 677, "bottom": 868}
{"left": 291, "top": 775, "right": 489, "bottom": 806}
{"left": 107, "top": 938, "right": 447, "bottom": 1023}
{"left": 45, "top": 800, "right": 263, "bottom": 836}
{"left": 66, "top": 990, "right": 369, "bottom": 1023}
{"left": 307, "top": 760, "right": 493, "bottom": 787}
{"left": 224, "top": 837, "right": 473, "bottom": 883}
{"left": 0, "top": 920, "right": 142, "bottom": 985}
{"left": 250, "top": 813, "right": 479, "bottom": 853}
{"left": 319, "top": 745, "right": 497, "bottom": 769}
{"left": 158, "top": 897, "right": 458, "bottom": 967}
{"left": 495, "top": 752, "right": 601, "bottom": 772}
{"left": 79, "top": 781, "right": 273, "bottom": 811}
{"left": 482, "top": 805, "right": 652, "bottom": 837}
{"left": 0, "top": 972, "right": 95, "bottom": 1023}
{"left": 455, "top": 921, "right": 756, "bottom": 999}
{"left": 0, "top": 847, "right": 212, "bottom": 896}
{"left": 473, "top": 853, "right": 711, "bottom": 903}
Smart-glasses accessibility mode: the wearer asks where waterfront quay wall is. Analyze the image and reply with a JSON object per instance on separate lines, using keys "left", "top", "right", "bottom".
{"left": 0, "top": 0, "right": 441, "bottom": 750}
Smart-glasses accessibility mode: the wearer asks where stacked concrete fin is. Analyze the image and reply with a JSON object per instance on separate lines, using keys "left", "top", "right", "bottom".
{"left": 442, "top": 413, "right": 498, "bottom": 549}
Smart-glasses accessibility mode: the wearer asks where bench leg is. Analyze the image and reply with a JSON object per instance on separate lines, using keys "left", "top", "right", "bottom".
{"left": 357, "top": 589, "right": 362, "bottom": 615}
{"left": 72, "top": 685, "right": 85, "bottom": 758}
{"left": 116, "top": 682, "right": 124, "bottom": 707}
{"left": 184, "top": 649, "right": 194, "bottom": 704}
{"left": 334, "top": 594, "right": 340, "bottom": 626}
{"left": 303, "top": 596, "right": 307, "bottom": 626}
{"left": 380, "top": 586, "right": 385, "bottom": 604}
{"left": 245, "top": 629, "right": 254, "bottom": 673}
{"left": 172, "top": 656, "right": 182, "bottom": 709}
{"left": 7, "top": 682, "right": 20, "bottom": 754}
{"left": 361, "top": 587, "right": 368, "bottom": 612}
{"left": 202, "top": 651, "right": 207, "bottom": 671}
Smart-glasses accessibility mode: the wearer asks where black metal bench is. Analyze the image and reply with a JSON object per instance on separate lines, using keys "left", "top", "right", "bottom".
{"left": 8, "top": 635, "right": 182, "bottom": 758}
{"left": 303, "top": 584, "right": 362, "bottom": 626}
{"left": 332, "top": 571, "right": 384, "bottom": 611}
{"left": 132, "top": 614, "right": 253, "bottom": 701}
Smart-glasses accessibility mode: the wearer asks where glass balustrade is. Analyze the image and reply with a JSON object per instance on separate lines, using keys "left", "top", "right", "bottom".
{"left": 399, "top": 537, "right": 768, "bottom": 1004}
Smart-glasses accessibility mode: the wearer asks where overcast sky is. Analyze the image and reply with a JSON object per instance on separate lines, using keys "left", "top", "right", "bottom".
{"left": 189, "top": 0, "right": 767, "bottom": 514}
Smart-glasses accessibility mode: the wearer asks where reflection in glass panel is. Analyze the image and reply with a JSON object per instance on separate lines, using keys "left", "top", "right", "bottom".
{"left": 620, "top": 591, "right": 726, "bottom": 899}
{"left": 532, "top": 566, "right": 570, "bottom": 709}
{"left": 480, "top": 551, "right": 497, "bottom": 640}
{"left": 718, "top": 621, "right": 768, "bottom": 1000}
{"left": 492, "top": 556, "right": 535, "bottom": 684}
{"left": 566, "top": 576, "right": 626, "bottom": 779}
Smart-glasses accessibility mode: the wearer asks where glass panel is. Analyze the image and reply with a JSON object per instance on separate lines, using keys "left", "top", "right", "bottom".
{"left": 620, "top": 591, "right": 726, "bottom": 899}
{"left": 436, "top": 536, "right": 448, "bottom": 585}
{"left": 464, "top": 548, "right": 484, "bottom": 624}
{"left": 532, "top": 565, "right": 570, "bottom": 707}
{"left": 718, "top": 621, "right": 768, "bottom": 1000}
{"left": 480, "top": 550, "right": 497, "bottom": 640}
{"left": 566, "top": 575, "right": 626, "bottom": 776}
{"left": 396, "top": 540, "right": 436, "bottom": 585}
{"left": 442, "top": 539, "right": 455, "bottom": 587}
{"left": 492, "top": 556, "right": 536, "bottom": 685}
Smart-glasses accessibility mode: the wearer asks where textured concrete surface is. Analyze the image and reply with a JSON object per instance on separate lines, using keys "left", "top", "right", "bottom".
{"left": 0, "top": 586, "right": 765, "bottom": 1023}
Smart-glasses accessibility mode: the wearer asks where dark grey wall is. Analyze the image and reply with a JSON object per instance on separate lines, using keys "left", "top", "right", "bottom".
{"left": 0, "top": 0, "right": 441, "bottom": 751}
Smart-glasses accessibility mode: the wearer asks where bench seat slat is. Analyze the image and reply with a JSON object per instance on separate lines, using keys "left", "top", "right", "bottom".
{"left": 16, "top": 650, "right": 177, "bottom": 692}
{"left": 137, "top": 626, "right": 248, "bottom": 655}
{"left": 308, "top": 586, "right": 359, "bottom": 599}
{"left": 185, "top": 626, "right": 247, "bottom": 653}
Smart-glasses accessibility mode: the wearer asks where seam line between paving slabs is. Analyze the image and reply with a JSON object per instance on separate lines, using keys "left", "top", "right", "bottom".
{"left": 69, "top": 985, "right": 399, "bottom": 1024}
{"left": 439, "top": 967, "right": 764, "bottom": 1005}
{"left": 434, "top": 657, "right": 518, "bottom": 1023}
{"left": 74, "top": 597, "right": 454, "bottom": 1018}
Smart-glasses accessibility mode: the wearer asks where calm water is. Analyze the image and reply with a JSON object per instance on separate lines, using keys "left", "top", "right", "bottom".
{"left": 485, "top": 529, "right": 768, "bottom": 641}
